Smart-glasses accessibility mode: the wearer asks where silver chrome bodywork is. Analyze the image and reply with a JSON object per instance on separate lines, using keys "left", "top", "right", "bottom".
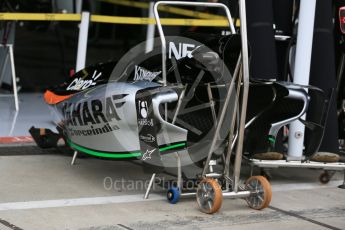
{"left": 55, "top": 81, "right": 187, "bottom": 154}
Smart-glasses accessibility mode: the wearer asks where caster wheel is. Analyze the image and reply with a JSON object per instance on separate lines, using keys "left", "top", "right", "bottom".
{"left": 196, "top": 178, "right": 223, "bottom": 214}
{"left": 167, "top": 187, "right": 180, "bottom": 204}
{"left": 319, "top": 171, "right": 330, "bottom": 184}
{"left": 245, "top": 176, "right": 272, "bottom": 210}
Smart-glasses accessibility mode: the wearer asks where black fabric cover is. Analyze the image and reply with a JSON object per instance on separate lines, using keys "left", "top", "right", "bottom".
{"left": 246, "top": 0, "right": 277, "bottom": 80}
{"left": 307, "top": 0, "right": 339, "bottom": 153}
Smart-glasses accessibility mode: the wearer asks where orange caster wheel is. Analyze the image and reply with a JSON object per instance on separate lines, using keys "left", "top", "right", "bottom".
{"left": 245, "top": 175, "right": 272, "bottom": 210}
{"left": 196, "top": 178, "right": 223, "bottom": 214}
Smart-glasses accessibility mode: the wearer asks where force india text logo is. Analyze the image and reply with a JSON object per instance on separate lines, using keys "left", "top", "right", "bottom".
{"left": 67, "top": 70, "right": 102, "bottom": 91}
{"left": 134, "top": 65, "right": 161, "bottom": 81}
{"left": 62, "top": 94, "right": 127, "bottom": 136}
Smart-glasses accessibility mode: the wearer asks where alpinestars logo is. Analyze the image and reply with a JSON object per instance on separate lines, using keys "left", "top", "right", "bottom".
{"left": 134, "top": 65, "right": 161, "bottom": 81}
{"left": 141, "top": 148, "right": 156, "bottom": 161}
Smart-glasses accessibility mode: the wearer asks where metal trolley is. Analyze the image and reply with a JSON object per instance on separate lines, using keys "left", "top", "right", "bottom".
{"left": 248, "top": 159, "right": 345, "bottom": 187}
{"left": 144, "top": 0, "right": 273, "bottom": 214}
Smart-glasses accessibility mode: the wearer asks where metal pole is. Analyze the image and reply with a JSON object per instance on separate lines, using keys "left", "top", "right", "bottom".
{"left": 233, "top": 0, "right": 250, "bottom": 193}
{"left": 176, "top": 152, "right": 182, "bottom": 190}
{"left": 222, "top": 190, "right": 251, "bottom": 198}
{"left": 71, "top": 151, "right": 78, "bottom": 165}
{"left": 201, "top": 66, "right": 238, "bottom": 176}
{"left": 224, "top": 56, "right": 242, "bottom": 182}
{"left": 8, "top": 45, "right": 19, "bottom": 111}
{"left": 287, "top": 0, "right": 317, "bottom": 160}
{"left": 75, "top": 0, "right": 83, "bottom": 14}
{"left": 9, "top": 110, "right": 19, "bottom": 136}
{"left": 207, "top": 83, "right": 218, "bottom": 126}
{"left": 153, "top": 0, "right": 236, "bottom": 96}
{"left": 144, "top": 173, "right": 156, "bottom": 199}
{"left": 153, "top": 0, "right": 236, "bottom": 162}
{"left": 145, "top": 2, "right": 155, "bottom": 53}
{"left": 172, "top": 87, "right": 186, "bottom": 124}
{"left": 76, "top": 12, "right": 90, "bottom": 72}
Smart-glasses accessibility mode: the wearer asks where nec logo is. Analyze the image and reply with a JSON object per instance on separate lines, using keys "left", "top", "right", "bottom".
{"left": 168, "top": 42, "right": 195, "bottom": 60}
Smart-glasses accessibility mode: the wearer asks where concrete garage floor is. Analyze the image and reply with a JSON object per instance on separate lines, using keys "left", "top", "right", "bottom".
{"left": 0, "top": 150, "right": 344, "bottom": 230}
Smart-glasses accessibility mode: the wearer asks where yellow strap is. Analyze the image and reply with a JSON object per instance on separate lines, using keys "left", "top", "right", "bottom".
{"left": 0, "top": 13, "right": 80, "bottom": 21}
{"left": 0, "top": 13, "right": 234, "bottom": 27}
{"left": 100, "top": 0, "right": 225, "bottom": 19}
{"left": 91, "top": 15, "right": 228, "bottom": 26}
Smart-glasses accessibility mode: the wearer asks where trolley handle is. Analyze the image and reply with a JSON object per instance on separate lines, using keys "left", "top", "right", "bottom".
{"left": 153, "top": 1, "right": 236, "bottom": 87}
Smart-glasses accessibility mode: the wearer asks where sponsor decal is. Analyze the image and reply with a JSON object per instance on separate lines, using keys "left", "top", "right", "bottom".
{"left": 168, "top": 42, "right": 195, "bottom": 60}
{"left": 62, "top": 94, "right": 127, "bottom": 127}
{"left": 137, "top": 99, "right": 154, "bottom": 126}
{"left": 137, "top": 118, "right": 154, "bottom": 127}
{"left": 141, "top": 148, "right": 156, "bottom": 161}
{"left": 67, "top": 70, "right": 102, "bottom": 91}
{"left": 139, "top": 134, "right": 155, "bottom": 143}
{"left": 134, "top": 65, "right": 161, "bottom": 81}
{"left": 138, "top": 100, "right": 148, "bottom": 118}
{"left": 135, "top": 91, "right": 161, "bottom": 163}
{"left": 68, "top": 123, "right": 120, "bottom": 137}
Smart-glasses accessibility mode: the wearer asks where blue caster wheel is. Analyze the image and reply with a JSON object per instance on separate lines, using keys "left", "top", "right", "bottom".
{"left": 167, "top": 187, "right": 180, "bottom": 204}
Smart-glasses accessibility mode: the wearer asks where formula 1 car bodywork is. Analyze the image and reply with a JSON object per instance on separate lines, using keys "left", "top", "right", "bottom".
{"left": 31, "top": 33, "right": 329, "bottom": 168}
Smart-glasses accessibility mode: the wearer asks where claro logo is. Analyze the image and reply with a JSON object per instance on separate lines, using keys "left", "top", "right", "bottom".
{"left": 67, "top": 71, "right": 102, "bottom": 91}
{"left": 168, "top": 42, "right": 195, "bottom": 60}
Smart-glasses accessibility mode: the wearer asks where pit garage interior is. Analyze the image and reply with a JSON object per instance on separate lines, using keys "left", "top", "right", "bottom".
{"left": 0, "top": 0, "right": 345, "bottom": 229}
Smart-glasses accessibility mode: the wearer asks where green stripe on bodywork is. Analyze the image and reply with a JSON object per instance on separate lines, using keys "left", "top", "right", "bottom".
{"left": 268, "top": 137, "right": 276, "bottom": 143}
{"left": 67, "top": 139, "right": 186, "bottom": 159}
{"left": 160, "top": 142, "right": 186, "bottom": 152}
{"left": 67, "top": 140, "right": 141, "bottom": 158}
